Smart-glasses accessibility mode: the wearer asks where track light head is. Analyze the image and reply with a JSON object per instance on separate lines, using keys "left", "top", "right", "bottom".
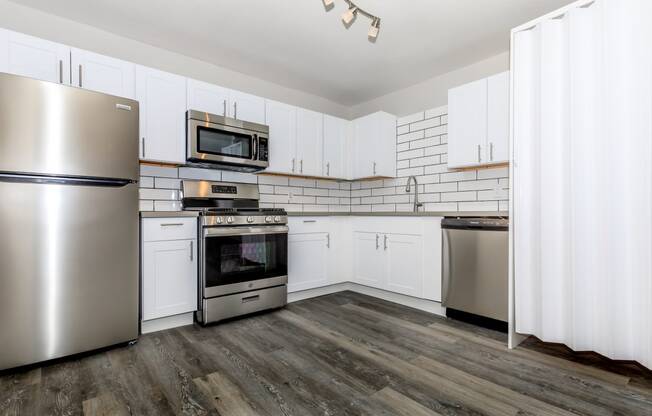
{"left": 368, "top": 18, "right": 380, "bottom": 39}
{"left": 322, "top": 0, "right": 334, "bottom": 8}
{"left": 341, "top": 6, "right": 357, "bottom": 25}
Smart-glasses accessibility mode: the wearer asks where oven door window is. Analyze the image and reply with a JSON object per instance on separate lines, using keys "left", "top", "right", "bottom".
{"left": 197, "top": 126, "right": 253, "bottom": 159}
{"left": 205, "top": 232, "right": 287, "bottom": 287}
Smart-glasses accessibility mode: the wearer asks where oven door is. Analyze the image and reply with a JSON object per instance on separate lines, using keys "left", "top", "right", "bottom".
{"left": 202, "top": 225, "right": 288, "bottom": 297}
{"left": 187, "top": 118, "right": 267, "bottom": 169}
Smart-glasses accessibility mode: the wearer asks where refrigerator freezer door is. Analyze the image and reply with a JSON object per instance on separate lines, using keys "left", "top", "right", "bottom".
{"left": 0, "top": 72, "right": 139, "bottom": 181}
{"left": 0, "top": 180, "right": 139, "bottom": 370}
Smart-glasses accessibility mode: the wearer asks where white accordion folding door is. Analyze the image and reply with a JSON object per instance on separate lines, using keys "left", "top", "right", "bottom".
{"left": 512, "top": 0, "right": 652, "bottom": 369}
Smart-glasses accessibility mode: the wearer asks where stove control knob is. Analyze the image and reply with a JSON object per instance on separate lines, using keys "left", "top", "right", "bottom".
{"left": 265, "top": 216, "right": 273, "bottom": 223}
{"left": 226, "top": 216, "right": 234, "bottom": 224}
{"left": 274, "top": 216, "right": 281, "bottom": 223}
{"left": 216, "top": 217, "right": 223, "bottom": 224}
{"left": 247, "top": 216, "right": 254, "bottom": 223}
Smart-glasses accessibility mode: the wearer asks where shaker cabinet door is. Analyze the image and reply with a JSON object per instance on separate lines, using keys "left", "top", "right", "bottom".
{"left": 264, "top": 99, "right": 297, "bottom": 175}
{"left": 0, "top": 29, "right": 70, "bottom": 84}
{"left": 71, "top": 48, "right": 135, "bottom": 99}
{"left": 296, "top": 108, "right": 324, "bottom": 177}
{"left": 288, "top": 232, "right": 330, "bottom": 292}
{"left": 142, "top": 240, "right": 197, "bottom": 321}
{"left": 448, "top": 78, "right": 488, "bottom": 168}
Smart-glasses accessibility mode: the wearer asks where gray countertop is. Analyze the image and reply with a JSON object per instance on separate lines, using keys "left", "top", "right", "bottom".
{"left": 140, "top": 211, "right": 199, "bottom": 218}
{"left": 287, "top": 211, "right": 508, "bottom": 218}
{"left": 140, "top": 211, "right": 507, "bottom": 218}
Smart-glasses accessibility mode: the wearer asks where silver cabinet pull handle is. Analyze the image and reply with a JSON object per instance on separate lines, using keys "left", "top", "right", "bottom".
{"left": 59, "top": 60, "right": 63, "bottom": 84}
{"left": 223, "top": 99, "right": 227, "bottom": 116}
{"left": 160, "top": 223, "right": 184, "bottom": 227}
{"left": 300, "top": 159, "right": 303, "bottom": 173}
{"left": 326, "top": 233, "right": 330, "bottom": 248}
{"left": 477, "top": 144, "right": 481, "bottom": 163}
{"left": 373, "top": 161, "right": 377, "bottom": 175}
{"left": 78, "top": 64, "right": 82, "bottom": 87}
{"left": 141, "top": 137, "right": 146, "bottom": 158}
{"left": 303, "top": 220, "right": 317, "bottom": 223}
{"left": 375, "top": 234, "right": 379, "bottom": 250}
{"left": 291, "top": 158, "right": 296, "bottom": 172}
{"left": 490, "top": 142, "right": 494, "bottom": 161}
{"left": 326, "top": 162, "right": 330, "bottom": 176}
{"left": 384, "top": 235, "right": 388, "bottom": 250}
{"left": 234, "top": 101, "right": 237, "bottom": 119}
{"left": 190, "top": 240, "right": 194, "bottom": 261}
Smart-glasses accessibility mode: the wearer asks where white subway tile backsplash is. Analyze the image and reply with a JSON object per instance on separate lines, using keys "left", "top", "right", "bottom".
{"left": 397, "top": 111, "right": 424, "bottom": 126}
{"left": 221, "top": 171, "right": 257, "bottom": 184}
{"left": 138, "top": 109, "right": 507, "bottom": 215}
{"left": 140, "top": 165, "right": 178, "bottom": 178}
{"left": 154, "top": 177, "right": 181, "bottom": 189}
{"left": 178, "top": 167, "right": 221, "bottom": 181}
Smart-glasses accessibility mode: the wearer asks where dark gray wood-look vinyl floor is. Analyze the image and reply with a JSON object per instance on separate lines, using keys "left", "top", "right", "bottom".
{"left": 1, "top": 291, "right": 651, "bottom": 416}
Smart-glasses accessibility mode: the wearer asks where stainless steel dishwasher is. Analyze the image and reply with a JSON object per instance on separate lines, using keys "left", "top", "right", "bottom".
{"left": 441, "top": 217, "right": 509, "bottom": 323}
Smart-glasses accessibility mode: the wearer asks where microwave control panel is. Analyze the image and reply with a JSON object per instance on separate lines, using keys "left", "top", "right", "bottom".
{"left": 258, "top": 137, "right": 269, "bottom": 162}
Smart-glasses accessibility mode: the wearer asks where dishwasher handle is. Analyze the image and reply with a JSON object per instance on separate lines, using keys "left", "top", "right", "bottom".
{"left": 441, "top": 228, "right": 452, "bottom": 308}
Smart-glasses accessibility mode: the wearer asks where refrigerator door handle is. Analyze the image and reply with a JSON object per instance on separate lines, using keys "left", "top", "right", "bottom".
{"left": 0, "top": 173, "right": 135, "bottom": 187}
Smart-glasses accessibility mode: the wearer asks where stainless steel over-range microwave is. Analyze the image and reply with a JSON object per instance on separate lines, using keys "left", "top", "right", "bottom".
{"left": 186, "top": 110, "right": 269, "bottom": 172}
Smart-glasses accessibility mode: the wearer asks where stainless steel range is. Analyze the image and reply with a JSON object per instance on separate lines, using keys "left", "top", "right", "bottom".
{"left": 181, "top": 180, "right": 288, "bottom": 324}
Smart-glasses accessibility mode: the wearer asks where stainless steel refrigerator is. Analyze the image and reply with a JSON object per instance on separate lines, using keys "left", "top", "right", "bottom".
{"left": 0, "top": 73, "right": 140, "bottom": 371}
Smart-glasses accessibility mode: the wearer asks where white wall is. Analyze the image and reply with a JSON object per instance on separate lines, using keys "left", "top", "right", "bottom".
{"left": 0, "top": 0, "right": 350, "bottom": 118}
{"left": 349, "top": 52, "right": 510, "bottom": 118}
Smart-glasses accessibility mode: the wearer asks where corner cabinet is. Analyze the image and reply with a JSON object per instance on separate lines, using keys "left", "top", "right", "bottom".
{"left": 353, "top": 111, "right": 397, "bottom": 179}
{"left": 448, "top": 71, "right": 509, "bottom": 168}
{"left": 141, "top": 217, "right": 198, "bottom": 322}
{"left": 136, "top": 66, "right": 187, "bottom": 164}
{"left": 352, "top": 217, "right": 442, "bottom": 301}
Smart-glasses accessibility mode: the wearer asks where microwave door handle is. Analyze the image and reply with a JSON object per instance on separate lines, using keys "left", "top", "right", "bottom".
{"left": 252, "top": 134, "right": 258, "bottom": 160}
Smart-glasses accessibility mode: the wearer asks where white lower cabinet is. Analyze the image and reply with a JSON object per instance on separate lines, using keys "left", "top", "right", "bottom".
{"left": 287, "top": 217, "right": 332, "bottom": 292}
{"left": 290, "top": 216, "right": 442, "bottom": 302}
{"left": 141, "top": 218, "right": 197, "bottom": 321}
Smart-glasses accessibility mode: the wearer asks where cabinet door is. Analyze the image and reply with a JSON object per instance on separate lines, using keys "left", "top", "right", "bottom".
{"left": 353, "top": 232, "right": 387, "bottom": 289}
{"left": 136, "top": 65, "right": 187, "bottom": 164}
{"left": 422, "top": 218, "right": 443, "bottom": 302}
{"left": 0, "top": 30, "right": 69, "bottom": 84}
{"left": 296, "top": 108, "right": 324, "bottom": 177}
{"left": 373, "top": 112, "right": 398, "bottom": 178}
{"left": 448, "top": 78, "right": 488, "bottom": 168}
{"left": 264, "top": 100, "right": 297, "bottom": 174}
{"left": 386, "top": 233, "right": 423, "bottom": 297}
{"left": 323, "top": 115, "right": 348, "bottom": 179}
{"left": 352, "top": 116, "right": 374, "bottom": 178}
{"left": 187, "top": 78, "right": 229, "bottom": 116}
{"left": 288, "top": 232, "right": 329, "bottom": 292}
{"left": 229, "top": 90, "right": 266, "bottom": 124}
{"left": 70, "top": 48, "right": 135, "bottom": 99}
{"left": 487, "top": 71, "right": 510, "bottom": 164}
{"left": 142, "top": 239, "right": 197, "bottom": 321}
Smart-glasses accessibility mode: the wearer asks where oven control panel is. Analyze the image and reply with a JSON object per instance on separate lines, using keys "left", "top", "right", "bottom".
{"left": 201, "top": 215, "right": 287, "bottom": 227}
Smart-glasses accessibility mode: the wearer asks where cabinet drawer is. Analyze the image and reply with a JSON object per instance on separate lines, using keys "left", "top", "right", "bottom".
{"left": 288, "top": 217, "right": 330, "bottom": 234}
{"left": 142, "top": 217, "right": 197, "bottom": 242}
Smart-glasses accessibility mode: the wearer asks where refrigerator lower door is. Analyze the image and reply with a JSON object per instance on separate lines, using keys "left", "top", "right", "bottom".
{"left": 0, "top": 180, "right": 139, "bottom": 370}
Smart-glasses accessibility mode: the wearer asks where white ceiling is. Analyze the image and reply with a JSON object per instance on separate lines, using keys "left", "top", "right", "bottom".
{"left": 10, "top": 0, "right": 571, "bottom": 106}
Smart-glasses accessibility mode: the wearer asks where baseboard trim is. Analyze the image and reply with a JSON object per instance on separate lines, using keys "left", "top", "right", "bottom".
{"left": 141, "top": 312, "right": 194, "bottom": 334}
{"left": 288, "top": 282, "right": 445, "bottom": 317}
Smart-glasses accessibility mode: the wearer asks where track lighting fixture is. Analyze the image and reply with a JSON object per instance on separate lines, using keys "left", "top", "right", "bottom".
{"left": 341, "top": 6, "right": 357, "bottom": 25}
{"left": 323, "top": 0, "right": 381, "bottom": 42}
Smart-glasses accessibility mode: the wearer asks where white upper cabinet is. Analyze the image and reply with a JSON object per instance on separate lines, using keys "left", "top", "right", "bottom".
{"left": 487, "top": 71, "right": 510, "bottom": 164}
{"left": 448, "top": 78, "right": 488, "bottom": 168}
{"left": 353, "top": 111, "right": 396, "bottom": 179}
{"left": 0, "top": 29, "right": 69, "bottom": 84}
{"left": 448, "top": 71, "right": 509, "bottom": 168}
{"left": 187, "top": 78, "right": 230, "bottom": 116}
{"left": 136, "top": 65, "right": 187, "bottom": 164}
{"left": 187, "top": 79, "right": 265, "bottom": 124}
{"left": 296, "top": 108, "right": 324, "bottom": 177}
{"left": 323, "top": 115, "right": 349, "bottom": 179}
{"left": 70, "top": 48, "right": 135, "bottom": 99}
{"left": 265, "top": 99, "right": 297, "bottom": 174}
{"left": 228, "top": 90, "right": 265, "bottom": 124}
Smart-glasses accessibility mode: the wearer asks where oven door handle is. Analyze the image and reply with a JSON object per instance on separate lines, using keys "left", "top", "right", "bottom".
{"left": 204, "top": 225, "right": 289, "bottom": 237}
